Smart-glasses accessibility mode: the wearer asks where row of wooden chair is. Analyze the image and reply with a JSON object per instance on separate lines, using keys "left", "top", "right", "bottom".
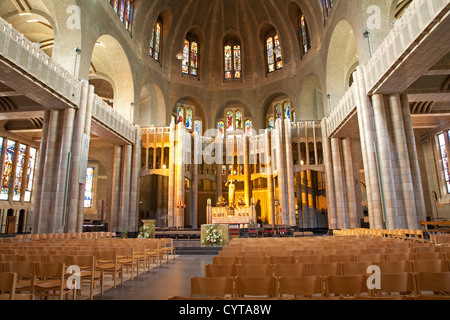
{"left": 0, "top": 263, "right": 76, "bottom": 300}
{"left": 2, "top": 232, "right": 117, "bottom": 243}
{"left": 206, "top": 260, "right": 450, "bottom": 278}
{"left": 187, "top": 272, "right": 450, "bottom": 300}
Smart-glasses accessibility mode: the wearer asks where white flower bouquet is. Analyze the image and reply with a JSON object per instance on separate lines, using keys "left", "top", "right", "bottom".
{"left": 203, "top": 225, "right": 224, "bottom": 246}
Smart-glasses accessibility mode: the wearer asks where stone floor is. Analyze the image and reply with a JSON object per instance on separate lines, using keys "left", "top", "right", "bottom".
{"left": 93, "top": 254, "right": 214, "bottom": 300}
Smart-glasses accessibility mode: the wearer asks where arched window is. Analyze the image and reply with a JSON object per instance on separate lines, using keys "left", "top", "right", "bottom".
{"left": 268, "top": 117, "right": 275, "bottom": 131}
{"left": 321, "top": 0, "right": 333, "bottom": 22}
{"left": 182, "top": 38, "right": 199, "bottom": 76}
{"left": 224, "top": 42, "right": 241, "bottom": 80}
{"left": 245, "top": 120, "right": 253, "bottom": 136}
{"left": 266, "top": 33, "right": 283, "bottom": 73}
{"left": 226, "top": 111, "right": 234, "bottom": 131}
{"left": 149, "top": 20, "right": 162, "bottom": 61}
{"left": 110, "top": 0, "right": 134, "bottom": 32}
{"left": 218, "top": 121, "right": 225, "bottom": 136}
{"left": 299, "top": 12, "right": 311, "bottom": 54}
{"left": 186, "top": 108, "right": 193, "bottom": 130}
{"left": 235, "top": 111, "right": 243, "bottom": 130}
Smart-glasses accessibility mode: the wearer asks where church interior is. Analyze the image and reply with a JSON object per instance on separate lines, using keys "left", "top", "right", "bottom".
{"left": 0, "top": 0, "right": 449, "bottom": 302}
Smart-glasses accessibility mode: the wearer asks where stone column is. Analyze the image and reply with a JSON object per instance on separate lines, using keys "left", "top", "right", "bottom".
{"left": 355, "top": 67, "right": 384, "bottom": 229}
{"left": 118, "top": 145, "right": 132, "bottom": 232}
{"left": 32, "top": 110, "right": 50, "bottom": 234}
{"left": 331, "top": 138, "right": 349, "bottom": 229}
{"left": 389, "top": 94, "right": 418, "bottom": 229}
{"left": 274, "top": 120, "right": 288, "bottom": 224}
{"left": 168, "top": 122, "right": 176, "bottom": 227}
{"left": 321, "top": 119, "right": 337, "bottom": 230}
{"left": 175, "top": 124, "right": 185, "bottom": 228}
{"left": 401, "top": 93, "right": 426, "bottom": 225}
{"left": 265, "top": 130, "right": 275, "bottom": 225}
{"left": 284, "top": 118, "right": 297, "bottom": 226}
{"left": 244, "top": 137, "right": 252, "bottom": 207}
{"left": 53, "top": 107, "right": 76, "bottom": 234}
{"left": 190, "top": 138, "right": 198, "bottom": 228}
{"left": 111, "top": 146, "right": 123, "bottom": 232}
{"left": 372, "top": 94, "right": 399, "bottom": 230}
{"left": 342, "top": 138, "right": 359, "bottom": 228}
{"left": 130, "top": 126, "right": 142, "bottom": 233}
{"left": 38, "top": 109, "right": 61, "bottom": 234}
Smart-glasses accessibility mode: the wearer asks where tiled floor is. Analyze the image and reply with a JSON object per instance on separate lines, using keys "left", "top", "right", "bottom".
{"left": 94, "top": 254, "right": 214, "bottom": 300}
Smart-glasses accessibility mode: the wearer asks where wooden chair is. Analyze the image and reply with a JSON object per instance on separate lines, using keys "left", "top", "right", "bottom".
{"left": 235, "top": 276, "right": 277, "bottom": 298}
{"left": 354, "top": 254, "right": 382, "bottom": 263}
{"left": 415, "top": 252, "right": 442, "bottom": 261}
{"left": 95, "top": 251, "right": 123, "bottom": 289}
{"left": 412, "top": 260, "right": 448, "bottom": 273}
{"left": 191, "top": 277, "right": 234, "bottom": 298}
{"left": 278, "top": 276, "right": 324, "bottom": 299}
{"left": 296, "top": 255, "right": 325, "bottom": 264}
{"left": 328, "top": 254, "right": 354, "bottom": 263}
{"left": 415, "top": 272, "right": 450, "bottom": 297}
{"left": 371, "top": 272, "right": 416, "bottom": 297}
{"left": 324, "top": 275, "right": 368, "bottom": 298}
{"left": 269, "top": 256, "right": 296, "bottom": 265}
{"left": 0, "top": 272, "right": 17, "bottom": 300}
{"left": 212, "top": 256, "right": 240, "bottom": 265}
{"left": 378, "top": 260, "right": 412, "bottom": 273}
{"left": 4, "top": 261, "right": 35, "bottom": 299}
{"left": 205, "top": 264, "right": 237, "bottom": 277}
{"left": 384, "top": 253, "right": 414, "bottom": 262}
{"left": 240, "top": 256, "right": 268, "bottom": 264}
{"left": 132, "top": 243, "right": 148, "bottom": 274}
{"left": 144, "top": 240, "right": 163, "bottom": 268}
{"left": 274, "top": 264, "right": 308, "bottom": 277}
{"left": 34, "top": 262, "right": 73, "bottom": 300}
{"left": 236, "top": 264, "right": 273, "bottom": 277}
{"left": 341, "top": 262, "right": 375, "bottom": 276}
{"left": 0, "top": 254, "right": 21, "bottom": 262}
{"left": 116, "top": 247, "right": 136, "bottom": 280}
{"left": 308, "top": 262, "right": 341, "bottom": 276}
{"left": 72, "top": 255, "right": 104, "bottom": 300}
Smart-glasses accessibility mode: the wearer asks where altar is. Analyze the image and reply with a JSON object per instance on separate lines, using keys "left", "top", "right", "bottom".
{"left": 210, "top": 206, "right": 253, "bottom": 226}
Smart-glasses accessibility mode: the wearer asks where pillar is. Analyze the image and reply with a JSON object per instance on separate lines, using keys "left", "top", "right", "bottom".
{"left": 284, "top": 118, "right": 297, "bottom": 226}
{"left": 321, "top": 119, "right": 337, "bottom": 230}
{"left": 265, "top": 130, "right": 275, "bottom": 225}
{"left": 342, "top": 138, "right": 359, "bottom": 228}
{"left": 111, "top": 145, "right": 123, "bottom": 232}
{"left": 168, "top": 122, "right": 176, "bottom": 227}
{"left": 331, "top": 138, "right": 349, "bottom": 229}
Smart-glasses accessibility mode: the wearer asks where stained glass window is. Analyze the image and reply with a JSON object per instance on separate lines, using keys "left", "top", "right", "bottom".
{"left": 194, "top": 120, "right": 202, "bottom": 136}
{"left": 84, "top": 167, "right": 95, "bottom": 208}
{"left": 190, "top": 41, "right": 198, "bottom": 76}
{"left": 284, "top": 102, "right": 291, "bottom": 120}
{"left": 13, "top": 144, "right": 27, "bottom": 202}
{"left": 235, "top": 111, "right": 243, "bottom": 130}
{"left": 182, "top": 40, "right": 190, "bottom": 75}
{"left": 438, "top": 132, "right": 450, "bottom": 193}
{"left": 300, "top": 12, "right": 311, "bottom": 54}
{"left": 150, "top": 21, "right": 162, "bottom": 61}
{"left": 268, "top": 117, "right": 275, "bottom": 131}
{"left": 182, "top": 39, "right": 199, "bottom": 76}
{"left": 177, "top": 106, "right": 184, "bottom": 125}
{"left": 322, "top": 0, "right": 333, "bottom": 22}
{"left": 266, "top": 33, "right": 282, "bottom": 73}
{"left": 276, "top": 104, "right": 282, "bottom": 119}
{"left": 1, "top": 140, "right": 16, "bottom": 201}
{"left": 226, "top": 111, "right": 234, "bottom": 131}
{"left": 186, "top": 108, "right": 193, "bottom": 130}
{"left": 24, "top": 147, "right": 36, "bottom": 203}
{"left": 245, "top": 120, "right": 253, "bottom": 136}
{"left": 266, "top": 37, "right": 275, "bottom": 73}
{"left": 234, "top": 45, "right": 241, "bottom": 79}
{"left": 109, "top": 0, "right": 134, "bottom": 32}
{"left": 218, "top": 121, "right": 225, "bottom": 136}
{"left": 224, "top": 45, "right": 232, "bottom": 80}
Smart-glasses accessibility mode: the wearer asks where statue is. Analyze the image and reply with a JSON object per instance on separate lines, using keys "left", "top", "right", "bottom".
{"left": 225, "top": 179, "right": 236, "bottom": 208}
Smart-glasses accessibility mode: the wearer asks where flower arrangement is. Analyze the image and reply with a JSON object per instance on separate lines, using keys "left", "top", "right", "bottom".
{"left": 237, "top": 196, "right": 246, "bottom": 207}
{"left": 138, "top": 224, "right": 154, "bottom": 239}
{"left": 217, "top": 196, "right": 227, "bottom": 207}
{"left": 203, "top": 225, "right": 224, "bottom": 246}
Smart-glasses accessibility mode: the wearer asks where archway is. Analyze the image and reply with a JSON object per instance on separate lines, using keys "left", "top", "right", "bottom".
{"left": 299, "top": 74, "right": 324, "bottom": 120}
{"left": 139, "top": 82, "right": 166, "bottom": 127}
{"left": 90, "top": 35, "right": 134, "bottom": 121}
{"left": 326, "top": 20, "right": 358, "bottom": 113}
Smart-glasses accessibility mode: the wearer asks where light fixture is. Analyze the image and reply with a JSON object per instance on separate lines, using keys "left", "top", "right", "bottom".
{"left": 176, "top": 52, "right": 183, "bottom": 60}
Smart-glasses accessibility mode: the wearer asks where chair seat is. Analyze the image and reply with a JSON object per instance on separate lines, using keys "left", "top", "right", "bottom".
{"left": 35, "top": 279, "right": 68, "bottom": 290}
{"left": 80, "top": 271, "right": 103, "bottom": 279}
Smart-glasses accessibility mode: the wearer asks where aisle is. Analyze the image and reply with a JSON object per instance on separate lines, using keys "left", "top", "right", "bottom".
{"left": 94, "top": 255, "right": 214, "bottom": 300}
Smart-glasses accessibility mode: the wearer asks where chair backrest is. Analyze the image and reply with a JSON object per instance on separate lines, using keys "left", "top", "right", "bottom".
{"left": 308, "top": 262, "right": 341, "bottom": 276}
{"left": 5, "top": 261, "right": 35, "bottom": 277}
{"left": 341, "top": 262, "right": 375, "bottom": 276}
{"left": 355, "top": 254, "right": 382, "bottom": 263}
{"left": 274, "top": 264, "right": 307, "bottom": 277}
{"left": 373, "top": 272, "right": 415, "bottom": 296}
{"left": 240, "top": 256, "right": 268, "bottom": 264}
{"left": 278, "top": 276, "right": 323, "bottom": 298}
{"left": 324, "top": 274, "right": 368, "bottom": 297}
{"left": 72, "top": 255, "right": 95, "bottom": 270}
{"left": 0, "top": 273, "right": 17, "bottom": 300}
{"left": 236, "top": 264, "right": 273, "bottom": 277}
{"left": 415, "top": 252, "right": 442, "bottom": 261}
{"left": 191, "top": 277, "right": 234, "bottom": 298}
{"left": 35, "top": 262, "right": 65, "bottom": 279}
{"left": 47, "top": 255, "right": 73, "bottom": 265}
{"left": 379, "top": 260, "right": 411, "bottom": 273}
{"left": 415, "top": 272, "right": 450, "bottom": 295}
{"left": 412, "top": 260, "right": 447, "bottom": 273}
{"left": 235, "top": 276, "right": 277, "bottom": 298}
{"left": 328, "top": 254, "right": 353, "bottom": 263}
{"left": 269, "top": 256, "right": 296, "bottom": 265}
{"left": 0, "top": 254, "right": 21, "bottom": 262}
{"left": 205, "top": 264, "right": 237, "bottom": 277}
{"left": 212, "top": 256, "right": 239, "bottom": 265}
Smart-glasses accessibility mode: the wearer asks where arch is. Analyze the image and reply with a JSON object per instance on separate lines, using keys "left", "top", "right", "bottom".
{"left": 172, "top": 97, "right": 208, "bottom": 131}
{"left": 215, "top": 100, "right": 254, "bottom": 130}
{"left": 287, "top": 2, "right": 312, "bottom": 56}
{"left": 89, "top": 34, "right": 135, "bottom": 120}
{"left": 326, "top": 20, "right": 358, "bottom": 114}
{"left": 139, "top": 82, "right": 166, "bottom": 127}
{"left": 299, "top": 73, "right": 324, "bottom": 121}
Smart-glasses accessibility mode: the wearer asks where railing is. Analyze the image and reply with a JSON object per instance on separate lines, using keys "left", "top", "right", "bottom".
{"left": 0, "top": 16, "right": 137, "bottom": 145}
{"left": 0, "top": 18, "right": 80, "bottom": 106}
{"left": 92, "top": 95, "right": 136, "bottom": 144}
{"left": 363, "top": 0, "right": 450, "bottom": 94}
{"left": 325, "top": 85, "right": 357, "bottom": 137}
